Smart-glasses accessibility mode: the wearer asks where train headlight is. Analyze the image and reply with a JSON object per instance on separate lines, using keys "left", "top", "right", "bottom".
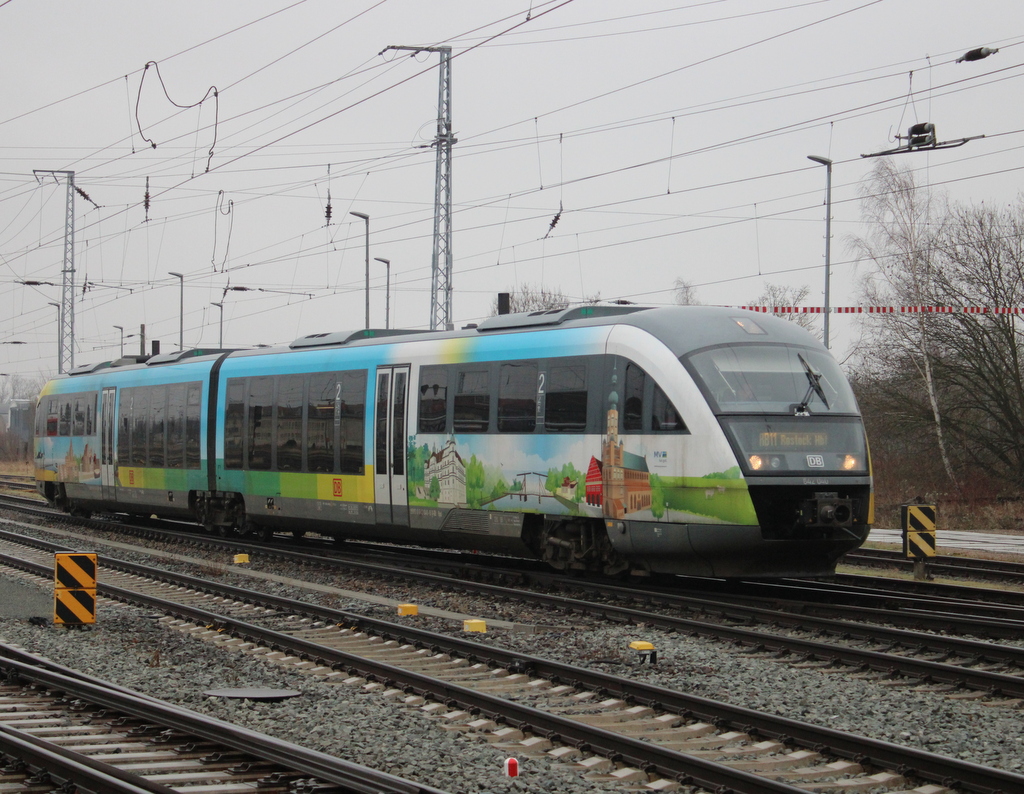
{"left": 748, "top": 455, "right": 764, "bottom": 471}
{"left": 769, "top": 456, "right": 782, "bottom": 470}
{"left": 842, "top": 454, "right": 860, "bottom": 471}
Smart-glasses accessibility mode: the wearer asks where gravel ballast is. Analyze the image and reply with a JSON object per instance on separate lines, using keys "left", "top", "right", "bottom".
{"left": 0, "top": 594, "right": 614, "bottom": 794}
{"left": 4, "top": 514, "right": 1024, "bottom": 786}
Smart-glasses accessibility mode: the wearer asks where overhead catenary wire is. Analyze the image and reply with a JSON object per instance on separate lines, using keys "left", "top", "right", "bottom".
{"left": 4, "top": 3, "right": 1019, "bottom": 360}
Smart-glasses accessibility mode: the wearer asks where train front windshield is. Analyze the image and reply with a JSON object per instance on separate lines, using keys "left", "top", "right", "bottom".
{"left": 685, "top": 344, "right": 867, "bottom": 477}
{"left": 686, "top": 344, "right": 858, "bottom": 416}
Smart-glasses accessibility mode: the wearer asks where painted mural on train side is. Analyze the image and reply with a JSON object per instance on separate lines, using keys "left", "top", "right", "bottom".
{"left": 408, "top": 389, "right": 757, "bottom": 526}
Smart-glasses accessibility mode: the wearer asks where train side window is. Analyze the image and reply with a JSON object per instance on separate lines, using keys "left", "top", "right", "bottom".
{"left": 545, "top": 363, "right": 588, "bottom": 432}
{"left": 131, "top": 388, "right": 149, "bottom": 467}
{"left": 167, "top": 384, "right": 186, "bottom": 468}
{"left": 622, "top": 364, "right": 645, "bottom": 433}
{"left": 149, "top": 386, "right": 167, "bottom": 468}
{"left": 392, "top": 370, "right": 407, "bottom": 476}
{"left": 224, "top": 379, "right": 246, "bottom": 470}
{"left": 498, "top": 362, "right": 537, "bottom": 432}
{"left": 276, "top": 375, "right": 304, "bottom": 472}
{"left": 375, "top": 372, "right": 390, "bottom": 474}
{"left": 340, "top": 370, "right": 367, "bottom": 475}
{"left": 117, "top": 391, "right": 131, "bottom": 464}
{"left": 58, "top": 398, "right": 71, "bottom": 437}
{"left": 454, "top": 368, "right": 489, "bottom": 433}
{"left": 651, "top": 384, "right": 687, "bottom": 432}
{"left": 247, "top": 376, "right": 274, "bottom": 470}
{"left": 72, "top": 394, "right": 85, "bottom": 436}
{"left": 418, "top": 366, "right": 448, "bottom": 433}
{"left": 307, "top": 373, "right": 336, "bottom": 474}
{"left": 46, "top": 398, "right": 59, "bottom": 437}
{"left": 185, "top": 383, "right": 202, "bottom": 469}
{"left": 85, "top": 392, "right": 96, "bottom": 436}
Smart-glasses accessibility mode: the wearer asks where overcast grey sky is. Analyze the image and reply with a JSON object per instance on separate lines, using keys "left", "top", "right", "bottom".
{"left": 1, "top": 0, "right": 1021, "bottom": 381}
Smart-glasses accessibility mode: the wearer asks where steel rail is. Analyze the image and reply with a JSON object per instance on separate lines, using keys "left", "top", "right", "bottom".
{"left": 848, "top": 547, "right": 1024, "bottom": 579}
{"left": 0, "top": 722, "right": 174, "bottom": 794}
{"left": 2, "top": 548, "right": 1023, "bottom": 794}
{"left": 0, "top": 656, "right": 451, "bottom": 794}
{"left": 4, "top": 528, "right": 1024, "bottom": 693}
{"left": 6, "top": 497, "right": 1023, "bottom": 629}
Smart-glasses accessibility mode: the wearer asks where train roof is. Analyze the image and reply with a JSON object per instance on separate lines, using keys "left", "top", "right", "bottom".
{"left": 52, "top": 305, "right": 824, "bottom": 381}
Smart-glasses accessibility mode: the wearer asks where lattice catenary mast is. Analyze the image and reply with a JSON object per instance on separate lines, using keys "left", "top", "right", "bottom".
{"left": 33, "top": 170, "right": 76, "bottom": 373}
{"left": 383, "top": 45, "right": 455, "bottom": 330}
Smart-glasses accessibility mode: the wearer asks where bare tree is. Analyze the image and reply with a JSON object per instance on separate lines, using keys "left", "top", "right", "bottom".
{"left": 490, "top": 283, "right": 599, "bottom": 315}
{"left": 673, "top": 278, "right": 702, "bottom": 306}
{"left": 746, "top": 282, "right": 817, "bottom": 333}
{"left": 849, "top": 159, "right": 959, "bottom": 490}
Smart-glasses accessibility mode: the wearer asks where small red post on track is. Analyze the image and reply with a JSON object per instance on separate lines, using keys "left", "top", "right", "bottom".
{"left": 504, "top": 757, "right": 519, "bottom": 777}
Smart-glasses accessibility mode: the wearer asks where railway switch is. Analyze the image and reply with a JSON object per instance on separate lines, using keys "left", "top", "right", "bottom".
{"left": 53, "top": 552, "right": 97, "bottom": 626}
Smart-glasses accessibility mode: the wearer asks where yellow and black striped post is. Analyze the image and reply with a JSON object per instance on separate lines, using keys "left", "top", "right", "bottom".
{"left": 900, "top": 503, "right": 936, "bottom": 581}
{"left": 53, "top": 552, "right": 97, "bottom": 626}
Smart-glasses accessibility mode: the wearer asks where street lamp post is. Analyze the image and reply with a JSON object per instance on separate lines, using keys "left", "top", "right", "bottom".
{"left": 374, "top": 257, "right": 391, "bottom": 329}
{"left": 47, "top": 302, "right": 61, "bottom": 372}
{"left": 211, "top": 302, "right": 224, "bottom": 348}
{"left": 168, "top": 272, "right": 184, "bottom": 350}
{"left": 807, "top": 155, "right": 833, "bottom": 349}
{"left": 113, "top": 325, "right": 124, "bottom": 356}
{"left": 349, "top": 212, "right": 370, "bottom": 330}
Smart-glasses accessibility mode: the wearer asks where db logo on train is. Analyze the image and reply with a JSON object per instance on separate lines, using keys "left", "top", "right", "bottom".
{"left": 806, "top": 455, "right": 825, "bottom": 468}
{"left": 333, "top": 479, "right": 343, "bottom": 498}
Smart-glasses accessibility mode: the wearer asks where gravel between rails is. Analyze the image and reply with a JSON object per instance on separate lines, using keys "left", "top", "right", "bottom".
{"left": 0, "top": 597, "right": 613, "bottom": 794}
{"left": 4, "top": 515, "right": 1024, "bottom": 782}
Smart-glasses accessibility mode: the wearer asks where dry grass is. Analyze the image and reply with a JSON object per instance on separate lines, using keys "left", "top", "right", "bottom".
{"left": 874, "top": 499, "right": 1024, "bottom": 534}
{"left": 0, "top": 461, "right": 32, "bottom": 476}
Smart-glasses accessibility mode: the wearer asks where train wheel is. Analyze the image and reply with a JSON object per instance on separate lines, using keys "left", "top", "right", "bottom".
{"left": 256, "top": 525, "right": 275, "bottom": 542}
{"left": 69, "top": 506, "right": 92, "bottom": 519}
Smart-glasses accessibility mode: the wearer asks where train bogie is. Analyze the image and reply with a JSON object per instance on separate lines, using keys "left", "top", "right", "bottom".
{"left": 33, "top": 306, "right": 871, "bottom": 578}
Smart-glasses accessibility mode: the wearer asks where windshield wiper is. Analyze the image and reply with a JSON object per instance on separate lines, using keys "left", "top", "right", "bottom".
{"left": 795, "top": 353, "right": 829, "bottom": 414}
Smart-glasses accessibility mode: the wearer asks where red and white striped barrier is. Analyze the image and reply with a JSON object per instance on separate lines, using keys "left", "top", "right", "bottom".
{"left": 736, "top": 305, "right": 1024, "bottom": 315}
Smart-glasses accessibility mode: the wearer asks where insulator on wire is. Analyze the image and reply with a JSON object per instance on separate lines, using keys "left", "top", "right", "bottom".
{"left": 325, "top": 190, "right": 333, "bottom": 226}
{"left": 957, "top": 46, "right": 998, "bottom": 63}
{"left": 143, "top": 176, "right": 151, "bottom": 222}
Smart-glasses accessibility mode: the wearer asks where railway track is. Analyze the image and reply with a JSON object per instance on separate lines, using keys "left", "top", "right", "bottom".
{"left": 0, "top": 643, "right": 451, "bottom": 794}
{"left": 8, "top": 490, "right": 1024, "bottom": 634}
{"left": 1, "top": 529, "right": 1023, "bottom": 793}
{"left": 0, "top": 474, "right": 36, "bottom": 494}
{"left": 846, "top": 545, "right": 1024, "bottom": 582}
{"left": 6, "top": 508, "right": 1024, "bottom": 698}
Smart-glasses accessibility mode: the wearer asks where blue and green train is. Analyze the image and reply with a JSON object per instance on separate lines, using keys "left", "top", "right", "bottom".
{"left": 34, "top": 305, "right": 872, "bottom": 578}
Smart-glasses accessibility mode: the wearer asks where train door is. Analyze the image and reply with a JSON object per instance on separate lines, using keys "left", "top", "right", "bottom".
{"left": 373, "top": 365, "right": 410, "bottom": 527}
{"left": 100, "top": 387, "right": 117, "bottom": 501}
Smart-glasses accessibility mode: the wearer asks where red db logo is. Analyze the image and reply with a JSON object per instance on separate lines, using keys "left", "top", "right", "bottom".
{"left": 333, "top": 478, "right": 343, "bottom": 497}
